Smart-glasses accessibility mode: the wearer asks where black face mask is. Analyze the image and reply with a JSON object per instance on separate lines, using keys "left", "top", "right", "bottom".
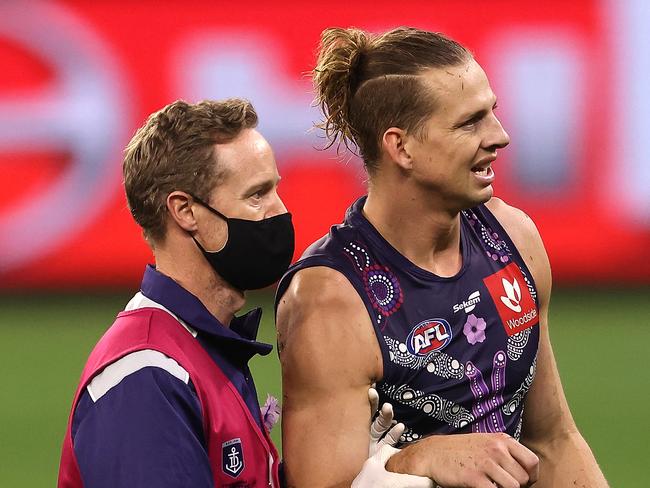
{"left": 190, "top": 196, "right": 294, "bottom": 290}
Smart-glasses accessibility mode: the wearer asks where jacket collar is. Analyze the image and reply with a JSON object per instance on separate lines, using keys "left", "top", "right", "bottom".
{"left": 139, "top": 265, "right": 273, "bottom": 358}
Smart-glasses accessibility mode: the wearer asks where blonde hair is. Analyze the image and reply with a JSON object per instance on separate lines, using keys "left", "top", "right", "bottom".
{"left": 314, "top": 27, "right": 470, "bottom": 170}
{"left": 123, "top": 99, "right": 258, "bottom": 242}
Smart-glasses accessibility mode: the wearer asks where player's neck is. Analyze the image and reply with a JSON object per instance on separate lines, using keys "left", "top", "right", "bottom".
{"left": 153, "top": 242, "right": 245, "bottom": 327}
{"left": 364, "top": 185, "right": 463, "bottom": 277}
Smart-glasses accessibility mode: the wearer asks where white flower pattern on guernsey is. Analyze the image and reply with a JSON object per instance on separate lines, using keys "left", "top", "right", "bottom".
{"left": 384, "top": 336, "right": 465, "bottom": 379}
{"left": 507, "top": 328, "right": 532, "bottom": 361}
{"left": 502, "top": 355, "right": 537, "bottom": 417}
{"left": 380, "top": 383, "right": 475, "bottom": 430}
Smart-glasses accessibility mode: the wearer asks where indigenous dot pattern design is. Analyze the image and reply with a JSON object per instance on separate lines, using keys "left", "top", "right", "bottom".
{"left": 523, "top": 273, "right": 537, "bottom": 302}
{"left": 380, "top": 382, "right": 474, "bottom": 431}
{"left": 463, "top": 209, "right": 512, "bottom": 264}
{"left": 465, "top": 351, "right": 507, "bottom": 433}
{"left": 343, "top": 242, "right": 370, "bottom": 272}
{"left": 363, "top": 265, "right": 403, "bottom": 317}
{"left": 502, "top": 355, "right": 537, "bottom": 418}
{"left": 513, "top": 408, "right": 524, "bottom": 441}
{"left": 507, "top": 328, "right": 532, "bottom": 361}
{"left": 399, "top": 426, "right": 422, "bottom": 444}
{"left": 343, "top": 242, "right": 404, "bottom": 322}
{"left": 384, "top": 335, "right": 465, "bottom": 379}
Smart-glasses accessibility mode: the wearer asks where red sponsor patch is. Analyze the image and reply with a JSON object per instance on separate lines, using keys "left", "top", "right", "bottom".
{"left": 483, "top": 263, "right": 538, "bottom": 336}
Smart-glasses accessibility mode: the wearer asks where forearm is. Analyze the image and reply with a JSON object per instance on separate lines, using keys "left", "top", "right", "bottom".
{"left": 386, "top": 432, "right": 540, "bottom": 487}
{"left": 525, "top": 431, "right": 608, "bottom": 488}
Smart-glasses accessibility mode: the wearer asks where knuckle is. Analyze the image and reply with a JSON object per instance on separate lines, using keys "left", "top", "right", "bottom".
{"left": 525, "top": 454, "right": 540, "bottom": 471}
{"left": 466, "top": 471, "right": 484, "bottom": 486}
{"left": 517, "top": 471, "right": 530, "bottom": 485}
{"left": 486, "top": 442, "right": 506, "bottom": 459}
{"left": 478, "top": 458, "right": 496, "bottom": 473}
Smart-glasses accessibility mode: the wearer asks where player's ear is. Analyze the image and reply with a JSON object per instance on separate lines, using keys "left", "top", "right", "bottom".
{"left": 382, "top": 127, "right": 413, "bottom": 171}
{"left": 166, "top": 191, "right": 197, "bottom": 232}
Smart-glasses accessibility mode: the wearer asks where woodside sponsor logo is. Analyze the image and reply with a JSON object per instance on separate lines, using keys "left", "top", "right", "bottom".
{"left": 483, "top": 263, "right": 539, "bottom": 337}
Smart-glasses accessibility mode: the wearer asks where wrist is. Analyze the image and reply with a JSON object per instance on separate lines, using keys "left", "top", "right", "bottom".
{"left": 385, "top": 444, "right": 430, "bottom": 478}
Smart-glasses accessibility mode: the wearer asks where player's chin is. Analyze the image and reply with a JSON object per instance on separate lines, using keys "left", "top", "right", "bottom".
{"left": 467, "top": 185, "right": 493, "bottom": 207}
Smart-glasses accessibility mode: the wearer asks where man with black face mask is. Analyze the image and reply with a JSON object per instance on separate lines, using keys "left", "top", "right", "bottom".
{"left": 190, "top": 195, "right": 295, "bottom": 291}
{"left": 57, "top": 99, "right": 430, "bottom": 488}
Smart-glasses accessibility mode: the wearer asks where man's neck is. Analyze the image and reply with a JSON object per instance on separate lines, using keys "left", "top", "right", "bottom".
{"left": 154, "top": 246, "right": 245, "bottom": 327}
{"left": 364, "top": 182, "right": 463, "bottom": 277}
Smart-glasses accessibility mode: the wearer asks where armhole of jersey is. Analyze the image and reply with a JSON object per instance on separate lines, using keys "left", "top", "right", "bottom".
{"left": 275, "top": 256, "right": 391, "bottom": 381}
{"left": 478, "top": 204, "right": 540, "bottom": 305}
{"left": 86, "top": 349, "right": 191, "bottom": 403}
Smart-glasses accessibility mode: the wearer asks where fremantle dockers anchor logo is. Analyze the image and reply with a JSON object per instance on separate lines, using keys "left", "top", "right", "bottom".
{"left": 222, "top": 438, "right": 244, "bottom": 478}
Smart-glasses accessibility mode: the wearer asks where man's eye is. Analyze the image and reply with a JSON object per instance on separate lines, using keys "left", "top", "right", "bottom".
{"left": 462, "top": 119, "right": 478, "bottom": 128}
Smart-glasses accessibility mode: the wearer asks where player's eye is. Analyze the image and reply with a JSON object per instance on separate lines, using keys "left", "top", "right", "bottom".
{"left": 462, "top": 115, "right": 481, "bottom": 128}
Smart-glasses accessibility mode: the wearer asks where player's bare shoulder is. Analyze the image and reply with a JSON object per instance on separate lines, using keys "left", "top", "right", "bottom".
{"left": 276, "top": 266, "right": 382, "bottom": 381}
{"left": 278, "top": 266, "right": 358, "bottom": 312}
{"left": 485, "top": 197, "right": 551, "bottom": 295}
{"left": 277, "top": 267, "right": 366, "bottom": 336}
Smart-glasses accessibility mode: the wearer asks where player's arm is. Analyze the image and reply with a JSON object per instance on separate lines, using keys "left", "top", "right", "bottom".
{"left": 277, "top": 266, "right": 384, "bottom": 487}
{"left": 278, "top": 266, "right": 538, "bottom": 488}
{"left": 487, "top": 197, "right": 609, "bottom": 487}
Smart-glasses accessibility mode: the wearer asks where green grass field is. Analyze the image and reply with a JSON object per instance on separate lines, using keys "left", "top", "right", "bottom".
{"left": 1, "top": 287, "right": 647, "bottom": 487}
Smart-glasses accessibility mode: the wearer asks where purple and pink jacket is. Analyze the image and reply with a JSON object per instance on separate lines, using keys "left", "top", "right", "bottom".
{"left": 59, "top": 266, "right": 280, "bottom": 487}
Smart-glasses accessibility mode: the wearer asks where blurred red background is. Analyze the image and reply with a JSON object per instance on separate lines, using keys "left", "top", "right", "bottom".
{"left": 1, "top": 0, "right": 648, "bottom": 288}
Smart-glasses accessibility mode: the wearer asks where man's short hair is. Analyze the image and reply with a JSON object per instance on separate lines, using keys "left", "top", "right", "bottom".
{"left": 123, "top": 99, "right": 258, "bottom": 243}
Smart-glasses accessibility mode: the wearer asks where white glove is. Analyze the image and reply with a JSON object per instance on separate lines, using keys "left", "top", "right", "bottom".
{"left": 352, "top": 444, "right": 434, "bottom": 488}
{"left": 368, "top": 393, "right": 404, "bottom": 457}
{"left": 353, "top": 388, "right": 433, "bottom": 488}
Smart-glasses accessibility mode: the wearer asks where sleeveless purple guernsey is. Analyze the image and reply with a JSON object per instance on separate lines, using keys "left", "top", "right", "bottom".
{"left": 276, "top": 196, "right": 540, "bottom": 443}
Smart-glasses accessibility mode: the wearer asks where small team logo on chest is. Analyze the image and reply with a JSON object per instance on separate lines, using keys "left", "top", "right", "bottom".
{"left": 406, "top": 318, "right": 453, "bottom": 355}
{"left": 222, "top": 438, "right": 244, "bottom": 478}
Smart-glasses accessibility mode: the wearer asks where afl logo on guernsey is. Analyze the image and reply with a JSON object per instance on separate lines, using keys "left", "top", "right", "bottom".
{"left": 406, "top": 319, "right": 453, "bottom": 355}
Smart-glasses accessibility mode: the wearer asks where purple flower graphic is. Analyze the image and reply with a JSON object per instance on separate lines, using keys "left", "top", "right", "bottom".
{"left": 260, "top": 394, "right": 281, "bottom": 432}
{"left": 463, "top": 314, "right": 487, "bottom": 345}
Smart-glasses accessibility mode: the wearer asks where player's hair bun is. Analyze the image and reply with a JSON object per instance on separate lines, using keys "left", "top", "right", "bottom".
{"left": 313, "top": 27, "right": 370, "bottom": 152}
